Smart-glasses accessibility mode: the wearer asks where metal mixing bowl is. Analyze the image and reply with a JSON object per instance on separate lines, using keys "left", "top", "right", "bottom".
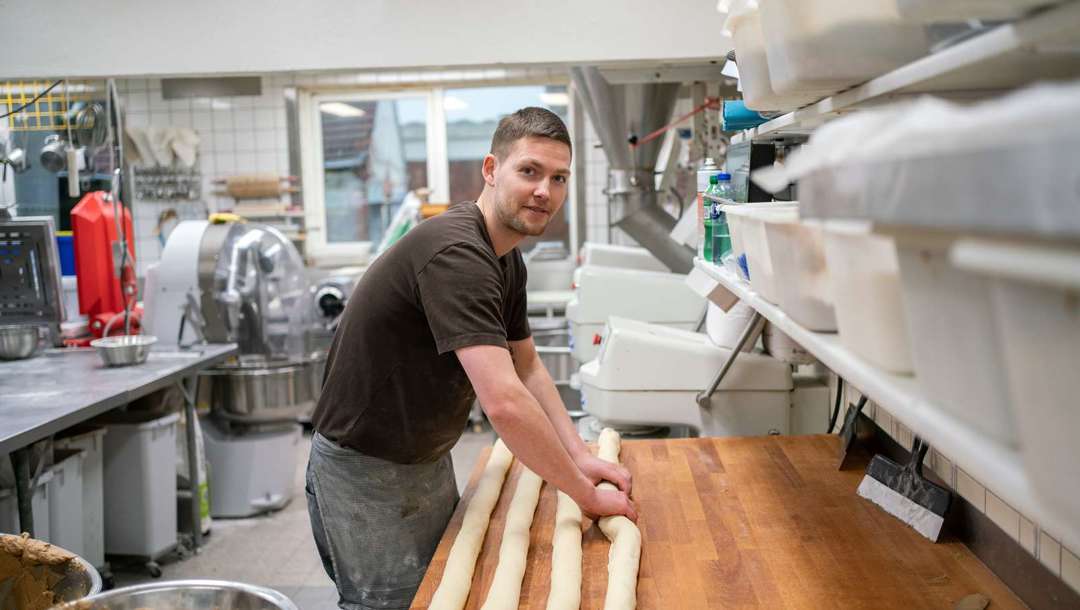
{"left": 0, "top": 324, "right": 40, "bottom": 360}
{"left": 90, "top": 334, "right": 158, "bottom": 367}
{"left": 0, "top": 534, "right": 102, "bottom": 602}
{"left": 53, "top": 579, "right": 299, "bottom": 609}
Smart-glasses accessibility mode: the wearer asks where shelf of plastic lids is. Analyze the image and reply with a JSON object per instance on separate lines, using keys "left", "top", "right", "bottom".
{"left": 688, "top": 257, "right": 1079, "bottom": 549}
{"left": 729, "top": 0, "right": 1080, "bottom": 144}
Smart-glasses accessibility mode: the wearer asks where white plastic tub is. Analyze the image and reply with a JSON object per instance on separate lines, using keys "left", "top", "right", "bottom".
{"left": 898, "top": 0, "right": 1062, "bottom": 22}
{"left": 759, "top": 0, "right": 930, "bottom": 97}
{"left": 726, "top": 204, "right": 798, "bottom": 304}
{"left": 0, "top": 470, "right": 52, "bottom": 541}
{"left": 725, "top": 206, "right": 750, "bottom": 279}
{"left": 951, "top": 238, "right": 1080, "bottom": 535}
{"left": 47, "top": 449, "right": 85, "bottom": 559}
{"left": 763, "top": 217, "right": 837, "bottom": 331}
{"left": 101, "top": 411, "right": 179, "bottom": 558}
{"left": 821, "top": 221, "right": 914, "bottom": 374}
{"left": 55, "top": 426, "right": 107, "bottom": 569}
{"left": 885, "top": 229, "right": 1016, "bottom": 446}
{"left": 726, "top": 1, "right": 820, "bottom": 112}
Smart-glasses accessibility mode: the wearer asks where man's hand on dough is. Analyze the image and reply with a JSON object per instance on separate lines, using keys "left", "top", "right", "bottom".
{"left": 579, "top": 487, "right": 639, "bottom": 523}
{"left": 575, "top": 454, "right": 633, "bottom": 495}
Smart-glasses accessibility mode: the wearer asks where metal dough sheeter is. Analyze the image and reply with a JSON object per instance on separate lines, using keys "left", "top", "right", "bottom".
{"left": 144, "top": 219, "right": 322, "bottom": 518}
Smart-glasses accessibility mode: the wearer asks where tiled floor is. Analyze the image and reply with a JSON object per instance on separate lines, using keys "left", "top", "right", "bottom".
{"left": 113, "top": 427, "right": 497, "bottom": 609}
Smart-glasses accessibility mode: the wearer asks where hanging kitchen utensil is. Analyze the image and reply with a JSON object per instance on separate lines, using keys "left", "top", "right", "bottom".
{"left": 40, "top": 134, "right": 67, "bottom": 172}
{"left": 73, "top": 102, "right": 108, "bottom": 149}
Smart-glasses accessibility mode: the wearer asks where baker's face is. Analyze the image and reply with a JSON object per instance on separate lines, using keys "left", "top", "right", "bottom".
{"left": 486, "top": 136, "right": 571, "bottom": 237}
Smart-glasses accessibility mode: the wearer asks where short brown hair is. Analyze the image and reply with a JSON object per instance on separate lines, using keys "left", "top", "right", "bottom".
{"left": 490, "top": 107, "right": 572, "bottom": 160}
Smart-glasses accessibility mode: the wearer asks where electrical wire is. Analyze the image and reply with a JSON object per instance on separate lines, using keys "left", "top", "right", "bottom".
{"left": 828, "top": 377, "right": 845, "bottom": 433}
{"left": 0, "top": 80, "right": 63, "bottom": 120}
{"left": 630, "top": 97, "right": 723, "bottom": 150}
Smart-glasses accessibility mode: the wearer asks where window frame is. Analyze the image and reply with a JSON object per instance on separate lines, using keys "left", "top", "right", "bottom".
{"left": 298, "top": 83, "right": 574, "bottom": 267}
{"left": 299, "top": 88, "right": 446, "bottom": 265}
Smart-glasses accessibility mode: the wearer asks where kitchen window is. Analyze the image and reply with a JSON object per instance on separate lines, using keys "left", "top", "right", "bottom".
{"left": 299, "top": 84, "right": 569, "bottom": 266}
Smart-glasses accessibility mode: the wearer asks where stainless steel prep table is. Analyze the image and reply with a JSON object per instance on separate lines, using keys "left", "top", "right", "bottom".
{"left": 0, "top": 343, "right": 238, "bottom": 549}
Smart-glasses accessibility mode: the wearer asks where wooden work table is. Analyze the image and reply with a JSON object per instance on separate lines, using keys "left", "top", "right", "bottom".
{"left": 410, "top": 436, "right": 1024, "bottom": 609}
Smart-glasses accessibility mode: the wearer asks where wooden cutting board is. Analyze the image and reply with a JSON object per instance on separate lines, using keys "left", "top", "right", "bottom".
{"left": 410, "top": 436, "right": 1024, "bottom": 609}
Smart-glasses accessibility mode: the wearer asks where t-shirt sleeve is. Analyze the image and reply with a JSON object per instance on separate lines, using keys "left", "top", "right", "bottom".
{"left": 416, "top": 244, "right": 510, "bottom": 354}
{"left": 505, "top": 250, "right": 531, "bottom": 342}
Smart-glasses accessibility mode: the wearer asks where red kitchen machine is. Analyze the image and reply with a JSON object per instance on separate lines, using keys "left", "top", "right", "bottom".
{"left": 71, "top": 172, "right": 141, "bottom": 339}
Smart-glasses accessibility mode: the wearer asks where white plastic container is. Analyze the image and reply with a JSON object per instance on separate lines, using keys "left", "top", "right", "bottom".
{"left": 821, "top": 221, "right": 914, "bottom": 374}
{"left": 579, "top": 242, "right": 669, "bottom": 273}
{"left": 759, "top": 0, "right": 930, "bottom": 97}
{"left": 566, "top": 265, "right": 705, "bottom": 363}
{"left": 898, "top": 0, "right": 1061, "bottom": 22}
{"left": 0, "top": 471, "right": 52, "bottom": 541}
{"left": 578, "top": 316, "right": 793, "bottom": 437}
{"left": 725, "top": 204, "right": 798, "bottom": 304}
{"left": 705, "top": 302, "right": 763, "bottom": 353}
{"left": 101, "top": 411, "right": 179, "bottom": 558}
{"left": 951, "top": 238, "right": 1080, "bottom": 535}
{"left": 763, "top": 324, "right": 817, "bottom": 365}
{"left": 763, "top": 217, "right": 838, "bottom": 331}
{"left": 55, "top": 426, "right": 108, "bottom": 568}
{"left": 725, "top": 207, "right": 749, "bottom": 279}
{"left": 884, "top": 229, "right": 1016, "bottom": 446}
{"left": 726, "top": 1, "right": 820, "bottom": 112}
{"left": 46, "top": 449, "right": 85, "bottom": 559}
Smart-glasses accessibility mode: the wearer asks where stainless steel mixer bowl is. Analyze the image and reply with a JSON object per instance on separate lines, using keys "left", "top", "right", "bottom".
{"left": 53, "top": 579, "right": 298, "bottom": 610}
{"left": 90, "top": 334, "right": 158, "bottom": 366}
{"left": 198, "top": 357, "right": 324, "bottom": 423}
{"left": 0, "top": 534, "right": 102, "bottom": 603}
{"left": 0, "top": 324, "right": 40, "bottom": 360}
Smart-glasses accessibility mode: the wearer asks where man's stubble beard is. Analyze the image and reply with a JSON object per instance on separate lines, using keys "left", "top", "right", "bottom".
{"left": 495, "top": 195, "right": 548, "bottom": 237}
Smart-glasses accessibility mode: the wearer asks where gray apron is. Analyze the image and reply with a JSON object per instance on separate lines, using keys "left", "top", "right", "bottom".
{"left": 306, "top": 432, "right": 459, "bottom": 610}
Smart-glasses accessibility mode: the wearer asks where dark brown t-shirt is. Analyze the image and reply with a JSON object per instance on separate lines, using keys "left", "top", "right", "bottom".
{"left": 311, "top": 201, "right": 530, "bottom": 464}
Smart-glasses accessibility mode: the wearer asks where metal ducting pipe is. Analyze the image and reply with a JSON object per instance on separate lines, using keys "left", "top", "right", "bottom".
{"left": 615, "top": 206, "right": 693, "bottom": 274}
{"left": 570, "top": 66, "right": 695, "bottom": 273}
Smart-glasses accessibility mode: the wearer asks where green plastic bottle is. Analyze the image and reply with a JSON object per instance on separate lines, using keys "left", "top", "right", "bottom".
{"left": 712, "top": 172, "right": 733, "bottom": 261}
{"left": 702, "top": 174, "right": 720, "bottom": 262}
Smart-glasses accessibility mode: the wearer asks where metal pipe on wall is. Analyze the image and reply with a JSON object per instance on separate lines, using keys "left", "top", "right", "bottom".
{"left": 570, "top": 66, "right": 694, "bottom": 273}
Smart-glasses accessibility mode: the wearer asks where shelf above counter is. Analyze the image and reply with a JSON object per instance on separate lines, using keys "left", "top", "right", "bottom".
{"left": 731, "top": 1, "right": 1080, "bottom": 144}
{"left": 692, "top": 256, "right": 1079, "bottom": 552}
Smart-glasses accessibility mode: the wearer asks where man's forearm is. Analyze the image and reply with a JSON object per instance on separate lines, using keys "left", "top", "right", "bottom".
{"left": 483, "top": 386, "right": 594, "bottom": 502}
{"left": 519, "top": 359, "right": 590, "bottom": 460}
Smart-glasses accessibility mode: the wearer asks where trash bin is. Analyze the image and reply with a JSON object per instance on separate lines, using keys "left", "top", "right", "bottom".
{"left": 99, "top": 411, "right": 179, "bottom": 559}
{"left": 55, "top": 426, "right": 108, "bottom": 570}
{"left": 47, "top": 449, "right": 85, "bottom": 559}
{"left": 0, "top": 469, "right": 53, "bottom": 540}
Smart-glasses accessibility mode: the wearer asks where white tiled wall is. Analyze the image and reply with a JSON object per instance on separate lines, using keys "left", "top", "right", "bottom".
{"left": 119, "top": 77, "right": 293, "bottom": 275}
{"left": 838, "top": 381, "right": 1080, "bottom": 594}
{"left": 583, "top": 117, "right": 610, "bottom": 245}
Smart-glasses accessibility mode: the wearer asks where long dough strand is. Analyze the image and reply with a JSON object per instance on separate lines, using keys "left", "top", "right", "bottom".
{"left": 545, "top": 490, "right": 583, "bottom": 610}
{"left": 597, "top": 428, "right": 642, "bottom": 610}
{"left": 480, "top": 467, "right": 544, "bottom": 610}
{"left": 429, "top": 439, "right": 515, "bottom": 610}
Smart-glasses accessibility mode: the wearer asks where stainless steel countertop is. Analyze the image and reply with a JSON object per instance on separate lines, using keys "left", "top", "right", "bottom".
{"left": 0, "top": 343, "right": 238, "bottom": 454}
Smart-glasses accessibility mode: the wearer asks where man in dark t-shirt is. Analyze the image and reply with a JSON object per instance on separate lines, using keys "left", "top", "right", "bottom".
{"left": 306, "top": 107, "right": 636, "bottom": 610}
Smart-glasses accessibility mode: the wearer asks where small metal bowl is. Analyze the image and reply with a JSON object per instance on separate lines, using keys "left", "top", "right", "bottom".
{"left": 0, "top": 324, "right": 41, "bottom": 360}
{"left": 90, "top": 334, "right": 158, "bottom": 367}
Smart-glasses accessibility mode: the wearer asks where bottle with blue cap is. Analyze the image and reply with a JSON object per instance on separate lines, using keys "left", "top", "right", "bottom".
{"left": 702, "top": 174, "right": 720, "bottom": 262}
{"left": 712, "top": 173, "right": 733, "bottom": 262}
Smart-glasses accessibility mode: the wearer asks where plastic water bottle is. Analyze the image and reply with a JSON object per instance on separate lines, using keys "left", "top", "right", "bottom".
{"left": 702, "top": 174, "right": 720, "bottom": 262}
{"left": 713, "top": 173, "right": 733, "bottom": 261}
{"left": 696, "top": 158, "right": 719, "bottom": 257}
